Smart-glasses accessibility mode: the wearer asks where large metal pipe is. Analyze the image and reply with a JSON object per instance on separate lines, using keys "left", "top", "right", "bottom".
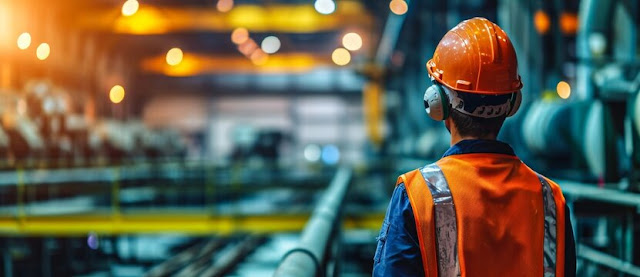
{"left": 274, "top": 167, "right": 352, "bottom": 277}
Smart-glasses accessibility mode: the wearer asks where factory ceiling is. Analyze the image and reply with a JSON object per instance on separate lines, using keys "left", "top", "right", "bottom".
{"left": 0, "top": 0, "right": 387, "bottom": 102}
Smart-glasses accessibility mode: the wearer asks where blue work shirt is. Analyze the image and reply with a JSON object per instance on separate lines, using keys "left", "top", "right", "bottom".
{"left": 373, "top": 139, "right": 576, "bottom": 276}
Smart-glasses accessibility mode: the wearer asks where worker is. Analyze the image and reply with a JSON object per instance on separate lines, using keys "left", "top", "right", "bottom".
{"left": 373, "top": 17, "right": 576, "bottom": 276}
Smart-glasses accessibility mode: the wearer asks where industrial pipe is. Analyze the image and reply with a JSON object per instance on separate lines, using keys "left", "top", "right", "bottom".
{"left": 274, "top": 167, "right": 352, "bottom": 277}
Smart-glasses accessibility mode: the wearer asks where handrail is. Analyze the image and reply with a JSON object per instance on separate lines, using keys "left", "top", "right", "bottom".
{"left": 559, "top": 180, "right": 640, "bottom": 211}
{"left": 578, "top": 244, "right": 640, "bottom": 276}
{"left": 274, "top": 167, "right": 352, "bottom": 277}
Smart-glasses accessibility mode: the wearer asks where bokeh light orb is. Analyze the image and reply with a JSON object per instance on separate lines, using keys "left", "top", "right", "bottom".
{"left": 304, "top": 144, "right": 322, "bottom": 162}
{"left": 321, "top": 144, "right": 340, "bottom": 165}
{"left": 216, "top": 0, "right": 234, "bottom": 13}
{"left": 342, "top": 32, "right": 362, "bottom": 51}
{"left": 261, "top": 36, "right": 281, "bottom": 54}
{"left": 250, "top": 49, "right": 269, "bottom": 65}
{"left": 390, "top": 0, "right": 408, "bottom": 15}
{"left": 17, "top": 32, "right": 31, "bottom": 50}
{"left": 87, "top": 232, "right": 99, "bottom": 250}
{"left": 36, "top": 43, "right": 50, "bottom": 60}
{"left": 122, "top": 0, "right": 139, "bottom": 17}
{"left": 589, "top": 33, "right": 607, "bottom": 56}
{"left": 166, "top": 47, "right": 184, "bottom": 66}
{"left": 231, "top": 28, "right": 250, "bottom": 45}
{"left": 557, "top": 81, "right": 571, "bottom": 99}
{"left": 332, "top": 48, "right": 351, "bottom": 66}
{"left": 314, "top": 0, "right": 336, "bottom": 15}
{"left": 109, "top": 85, "right": 125, "bottom": 104}
{"left": 534, "top": 10, "right": 551, "bottom": 34}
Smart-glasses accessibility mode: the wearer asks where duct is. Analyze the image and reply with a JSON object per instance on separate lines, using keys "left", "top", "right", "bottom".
{"left": 522, "top": 101, "right": 573, "bottom": 157}
{"left": 521, "top": 100, "right": 619, "bottom": 181}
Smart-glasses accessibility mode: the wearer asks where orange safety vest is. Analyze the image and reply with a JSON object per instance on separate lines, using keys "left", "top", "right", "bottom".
{"left": 398, "top": 153, "right": 566, "bottom": 276}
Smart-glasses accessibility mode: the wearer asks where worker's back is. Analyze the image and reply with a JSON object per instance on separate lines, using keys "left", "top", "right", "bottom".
{"left": 436, "top": 152, "right": 565, "bottom": 276}
{"left": 386, "top": 140, "right": 573, "bottom": 277}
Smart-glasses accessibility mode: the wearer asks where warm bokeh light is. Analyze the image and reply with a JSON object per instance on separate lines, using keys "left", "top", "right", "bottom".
{"left": 261, "top": 36, "right": 281, "bottom": 54}
{"left": 166, "top": 48, "right": 184, "bottom": 66}
{"left": 342, "top": 32, "right": 362, "bottom": 51}
{"left": 314, "top": 0, "right": 336, "bottom": 15}
{"left": 94, "top": 2, "right": 369, "bottom": 34}
{"left": 114, "top": 6, "right": 169, "bottom": 35}
{"left": 109, "top": 85, "right": 126, "bottom": 104}
{"left": 332, "top": 48, "right": 351, "bottom": 66}
{"left": 17, "top": 33, "right": 31, "bottom": 50}
{"left": 390, "top": 0, "right": 408, "bottom": 15}
{"left": 122, "top": 0, "right": 140, "bottom": 17}
{"left": 216, "top": 0, "right": 234, "bottom": 13}
{"left": 557, "top": 81, "right": 571, "bottom": 99}
{"left": 250, "top": 49, "right": 269, "bottom": 65}
{"left": 560, "top": 13, "right": 579, "bottom": 35}
{"left": 534, "top": 10, "right": 551, "bottom": 34}
{"left": 238, "top": 39, "right": 259, "bottom": 56}
{"left": 231, "top": 28, "right": 250, "bottom": 45}
{"left": 36, "top": 43, "right": 50, "bottom": 60}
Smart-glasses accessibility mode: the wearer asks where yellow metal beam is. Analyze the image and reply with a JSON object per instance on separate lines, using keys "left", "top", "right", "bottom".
{"left": 0, "top": 212, "right": 384, "bottom": 236}
{"left": 74, "top": 2, "right": 372, "bottom": 35}
{"left": 141, "top": 52, "right": 329, "bottom": 76}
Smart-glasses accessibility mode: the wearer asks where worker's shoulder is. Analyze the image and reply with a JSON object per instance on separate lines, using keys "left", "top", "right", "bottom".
{"left": 395, "top": 167, "right": 422, "bottom": 187}
{"left": 521, "top": 163, "right": 567, "bottom": 201}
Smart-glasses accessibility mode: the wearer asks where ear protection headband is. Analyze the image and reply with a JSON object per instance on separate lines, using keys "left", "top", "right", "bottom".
{"left": 424, "top": 80, "right": 522, "bottom": 121}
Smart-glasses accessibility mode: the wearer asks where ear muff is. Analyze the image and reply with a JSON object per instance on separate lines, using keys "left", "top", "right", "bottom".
{"left": 506, "top": 91, "right": 522, "bottom": 117}
{"left": 424, "top": 84, "right": 450, "bottom": 121}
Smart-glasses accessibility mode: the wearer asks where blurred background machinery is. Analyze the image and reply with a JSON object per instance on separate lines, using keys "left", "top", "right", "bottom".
{"left": 0, "top": 0, "right": 639, "bottom": 276}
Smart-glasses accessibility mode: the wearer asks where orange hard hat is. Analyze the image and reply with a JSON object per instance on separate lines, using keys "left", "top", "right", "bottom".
{"left": 426, "top": 17, "right": 523, "bottom": 95}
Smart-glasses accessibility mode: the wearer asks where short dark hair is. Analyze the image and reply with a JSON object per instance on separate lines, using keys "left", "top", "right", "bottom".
{"left": 449, "top": 109, "right": 506, "bottom": 138}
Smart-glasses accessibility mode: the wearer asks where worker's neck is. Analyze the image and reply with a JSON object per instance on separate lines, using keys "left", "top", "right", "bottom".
{"left": 450, "top": 135, "right": 497, "bottom": 146}
{"left": 448, "top": 126, "right": 497, "bottom": 146}
{"left": 446, "top": 118, "right": 498, "bottom": 146}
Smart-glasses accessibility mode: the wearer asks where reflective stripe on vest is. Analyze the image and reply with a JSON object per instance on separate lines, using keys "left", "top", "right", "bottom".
{"left": 419, "top": 164, "right": 558, "bottom": 276}
{"left": 419, "top": 164, "right": 461, "bottom": 277}
{"left": 538, "top": 174, "right": 557, "bottom": 276}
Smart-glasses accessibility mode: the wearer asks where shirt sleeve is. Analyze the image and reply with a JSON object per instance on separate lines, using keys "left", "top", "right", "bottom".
{"left": 373, "top": 183, "right": 425, "bottom": 277}
{"left": 564, "top": 203, "right": 576, "bottom": 277}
